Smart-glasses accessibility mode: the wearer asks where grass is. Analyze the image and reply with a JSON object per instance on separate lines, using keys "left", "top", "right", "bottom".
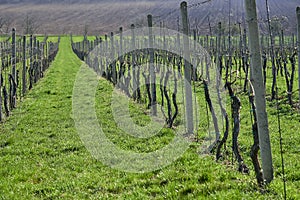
{"left": 0, "top": 36, "right": 299, "bottom": 199}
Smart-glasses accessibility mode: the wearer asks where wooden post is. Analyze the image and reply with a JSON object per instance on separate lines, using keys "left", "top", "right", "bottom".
{"left": 22, "top": 36, "right": 27, "bottom": 96}
{"left": 131, "top": 26, "right": 136, "bottom": 64}
{"left": 0, "top": 43, "right": 2, "bottom": 122}
{"left": 95, "top": 36, "right": 99, "bottom": 46}
{"left": 105, "top": 34, "right": 108, "bottom": 51}
{"left": 176, "top": 33, "right": 180, "bottom": 52}
{"left": 206, "top": 34, "right": 210, "bottom": 81}
{"left": 33, "top": 37, "right": 37, "bottom": 58}
{"left": 46, "top": 41, "right": 49, "bottom": 68}
{"left": 266, "top": 0, "right": 277, "bottom": 100}
{"left": 40, "top": 42, "right": 44, "bottom": 78}
{"left": 29, "top": 35, "right": 33, "bottom": 90}
{"left": 82, "top": 40, "right": 84, "bottom": 53}
{"left": 297, "top": 7, "right": 300, "bottom": 105}
{"left": 119, "top": 27, "right": 123, "bottom": 60}
{"left": 111, "top": 32, "right": 117, "bottom": 85}
{"left": 206, "top": 35, "right": 209, "bottom": 51}
{"left": 33, "top": 36, "right": 38, "bottom": 83}
{"left": 260, "top": 35, "right": 264, "bottom": 51}
{"left": 148, "top": 14, "right": 157, "bottom": 116}
{"left": 10, "top": 28, "right": 17, "bottom": 108}
{"left": 181, "top": 1, "right": 194, "bottom": 134}
{"left": 163, "top": 23, "right": 166, "bottom": 50}
{"left": 245, "top": 0, "right": 273, "bottom": 184}
{"left": 131, "top": 24, "right": 137, "bottom": 100}
{"left": 37, "top": 40, "right": 41, "bottom": 80}
{"left": 223, "top": 35, "right": 226, "bottom": 52}
{"left": 217, "top": 22, "right": 222, "bottom": 73}
{"left": 91, "top": 40, "right": 94, "bottom": 52}
{"left": 11, "top": 28, "right": 16, "bottom": 83}
{"left": 99, "top": 37, "right": 103, "bottom": 74}
{"left": 119, "top": 27, "right": 124, "bottom": 84}
{"left": 104, "top": 34, "right": 108, "bottom": 77}
{"left": 193, "top": 29, "right": 197, "bottom": 50}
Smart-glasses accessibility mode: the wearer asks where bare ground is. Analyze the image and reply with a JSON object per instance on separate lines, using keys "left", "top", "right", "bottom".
{"left": 0, "top": 0, "right": 298, "bottom": 35}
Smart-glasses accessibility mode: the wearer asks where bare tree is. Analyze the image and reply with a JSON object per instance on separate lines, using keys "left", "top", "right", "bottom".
{"left": 84, "top": 24, "right": 89, "bottom": 38}
{"left": 23, "top": 14, "right": 39, "bottom": 35}
{"left": 134, "top": 18, "right": 146, "bottom": 28}
{"left": 0, "top": 15, "right": 13, "bottom": 34}
{"left": 0, "top": 17, "right": 6, "bottom": 30}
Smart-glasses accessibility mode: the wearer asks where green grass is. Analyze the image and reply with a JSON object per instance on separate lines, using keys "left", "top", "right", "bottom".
{"left": 71, "top": 35, "right": 96, "bottom": 43}
{"left": 0, "top": 36, "right": 299, "bottom": 199}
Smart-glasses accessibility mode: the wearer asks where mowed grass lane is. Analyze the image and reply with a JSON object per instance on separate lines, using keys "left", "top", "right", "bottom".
{"left": 0, "top": 36, "right": 94, "bottom": 199}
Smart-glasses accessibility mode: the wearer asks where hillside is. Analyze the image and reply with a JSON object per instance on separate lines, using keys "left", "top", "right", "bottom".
{"left": 0, "top": 0, "right": 298, "bottom": 35}
{"left": 0, "top": 0, "right": 160, "bottom": 3}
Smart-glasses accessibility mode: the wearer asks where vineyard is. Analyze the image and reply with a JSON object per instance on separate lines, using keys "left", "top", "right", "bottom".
{"left": 0, "top": 30, "right": 59, "bottom": 121}
{"left": 0, "top": 0, "right": 300, "bottom": 199}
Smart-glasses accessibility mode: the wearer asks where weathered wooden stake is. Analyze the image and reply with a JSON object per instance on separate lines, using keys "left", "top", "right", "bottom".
{"left": 181, "top": 1, "right": 194, "bottom": 134}
{"left": 105, "top": 34, "right": 108, "bottom": 51}
{"left": 119, "top": 27, "right": 124, "bottom": 84}
{"left": 29, "top": 35, "right": 33, "bottom": 90}
{"left": 266, "top": 0, "right": 277, "bottom": 100}
{"left": 111, "top": 32, "right": 117, "bottom": 85}
{"left": 10, "top": 28, "right": 17, "bottom": 109}
{"left": 119, "top": 27, "right": 123, "bottom": 61}
{"left": 36, "top": 40, "right": 40, "bottom": 81}
{"left": 176, "top": 33, "right": 180, "bottom": 53}
{"left": 131, "top": 24, "right": 137, "bottom": 100}
{"left": 148, "top": 14, "right": 157, "bottom": 116}
{"left": 245, "top": 0, "right": 273, "bottom": 184}
{"left": 40, "top": 42, "right": 44, "bottom": 78}
{"left": 11, "top": 28, "right": 16, "bottom": 83}
{"left": 22, "top": 36, "right": 27, "bottom": 96}
{"left": 193, "top": 29, "right": 197, "bottom": 50}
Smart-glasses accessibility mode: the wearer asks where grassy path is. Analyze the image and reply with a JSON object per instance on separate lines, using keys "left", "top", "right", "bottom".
{"left": 0, "top": 37, "right": 90, "bottom": 199}
{"left": 0, "top": 37, "right": 298, "bottom": 199}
